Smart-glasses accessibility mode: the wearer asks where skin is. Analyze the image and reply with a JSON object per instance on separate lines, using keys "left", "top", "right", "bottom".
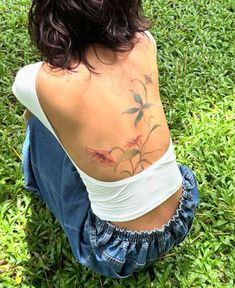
{"left": 34, "top": 32, "right": 183, "bottom": 231}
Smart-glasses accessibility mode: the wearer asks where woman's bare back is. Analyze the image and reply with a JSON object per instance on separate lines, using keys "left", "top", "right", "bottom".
{"left": 36, "top": 32, "right": 182, "bottom": 230}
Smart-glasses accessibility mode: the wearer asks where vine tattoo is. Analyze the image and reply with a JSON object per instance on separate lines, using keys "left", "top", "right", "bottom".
{"left": 85, "top": 73, "right": 161, "bottom": 176}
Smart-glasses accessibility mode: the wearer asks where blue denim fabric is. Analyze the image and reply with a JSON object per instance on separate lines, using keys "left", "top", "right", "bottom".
{"left": 22, "top": 116, "right": 200, "bottom": 278}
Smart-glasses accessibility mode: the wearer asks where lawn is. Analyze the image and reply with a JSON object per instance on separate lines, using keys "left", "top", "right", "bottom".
{"left": 0, "top": 0, "right": 234, "bottom": 287}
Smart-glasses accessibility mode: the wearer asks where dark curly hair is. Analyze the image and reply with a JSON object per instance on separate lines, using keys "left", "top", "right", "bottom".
{"left": 28, "top": 0, "right": 151, "bottom": 71}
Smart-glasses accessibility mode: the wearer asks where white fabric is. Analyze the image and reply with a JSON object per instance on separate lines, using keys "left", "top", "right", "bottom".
{"left": 144, "top": 30, "right": 157, "bottom": 57}
{"left": 12, "top": 32, "right": 182, "bottom": 222}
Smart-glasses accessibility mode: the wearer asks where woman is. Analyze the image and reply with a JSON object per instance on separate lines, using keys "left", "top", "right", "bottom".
{"left": 12, "top": 0, "right": 199, "bottom": 278}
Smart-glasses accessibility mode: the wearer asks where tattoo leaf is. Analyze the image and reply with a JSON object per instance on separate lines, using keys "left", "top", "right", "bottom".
{"left": 116, "top": 149, "right": 140, "bottom": 165}
{"left": 123, "top": 107, "right": 140, "bottom": 114}
{"left": 135, "top": 110, "right": 143, "bottom": 126}
{"left": 150, "top": 124, "right": 161, "bottom": 133}
{"left": 143, "top": 103, "right": 154, "bottom": 109}
{"left": 133, "top": 93, "right": 143, "bottom": 105}
{"left": 120, "top": 170, "right": 132, "bottom": 176}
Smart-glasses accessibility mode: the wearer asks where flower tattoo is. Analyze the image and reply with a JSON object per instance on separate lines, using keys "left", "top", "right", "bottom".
{"left": 124, "top": 135, "right": 143, "bottom": 149}
{"left": 85, "top": 147, "right": 116, "bottom": 168}
{"left": 85, "top": 73, "right": 161, "bottom": 176}
{"left": 144, "top": 74, "right": 153, "bottom": 85}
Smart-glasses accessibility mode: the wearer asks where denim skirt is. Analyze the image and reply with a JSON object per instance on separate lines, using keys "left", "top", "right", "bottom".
{"left": 22, "top": 116, "right": 200, "bottom": 278}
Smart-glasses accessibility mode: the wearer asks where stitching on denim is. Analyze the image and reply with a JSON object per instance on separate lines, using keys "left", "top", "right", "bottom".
{"left": 31, "top": 161, "right": 61, "bottom": 197}
{"left": 64, "top": 223, "right": 80, "bottom": 231}
{"left": 100, "top": 245, "right": 151, "bottom": 267}
{"left": 97, "top": 246, "right": 125, "bottom": 265}
{"left": 125, "top": 256, "right": 147, "bottom": 266}
{"left": 84, "top": 249, "right": 95, "bottom": 266}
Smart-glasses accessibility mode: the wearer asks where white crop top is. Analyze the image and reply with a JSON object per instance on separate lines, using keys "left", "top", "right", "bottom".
{"left": 12, "top": 32, "right": 183, "bottom": 222}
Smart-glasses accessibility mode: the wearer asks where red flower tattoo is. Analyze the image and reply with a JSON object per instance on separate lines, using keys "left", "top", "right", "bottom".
{"left": 124, "top": 135, "right": 143, "bottom": 149}
{"left": 85, "top": 147, "right": 116, "bottom": 168}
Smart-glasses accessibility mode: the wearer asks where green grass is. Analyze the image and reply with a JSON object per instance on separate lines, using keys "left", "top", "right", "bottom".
{"left": 0, "top": 0, "right": 234, "bottom": 287}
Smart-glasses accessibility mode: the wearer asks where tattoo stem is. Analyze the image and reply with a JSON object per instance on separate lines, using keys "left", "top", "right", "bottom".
{"left": 141, "top": 129, "right": 153, "bottom": 153}
{"left": 143, "top": 115, "right": 151, "bottom": 129}
{"left": 132, "top": 79, "right": 148, "bottom": 102}
{"left": 129, "top": 159, "right": 135, "bottom": 175}
{"left": 142, "top": 149, "right": 161, "bottom": 157}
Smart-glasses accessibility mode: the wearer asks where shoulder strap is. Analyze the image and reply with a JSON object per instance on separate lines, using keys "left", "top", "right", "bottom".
{"left": 144, "top": 30, "right": 157, "bottom": 57}
{"left": 12, "top": 62, "right": 59, "bottom": 140}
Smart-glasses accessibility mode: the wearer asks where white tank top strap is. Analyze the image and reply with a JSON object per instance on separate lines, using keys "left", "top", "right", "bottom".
{"left": 144, "top": 30, "right": 157, "bottom": 57}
